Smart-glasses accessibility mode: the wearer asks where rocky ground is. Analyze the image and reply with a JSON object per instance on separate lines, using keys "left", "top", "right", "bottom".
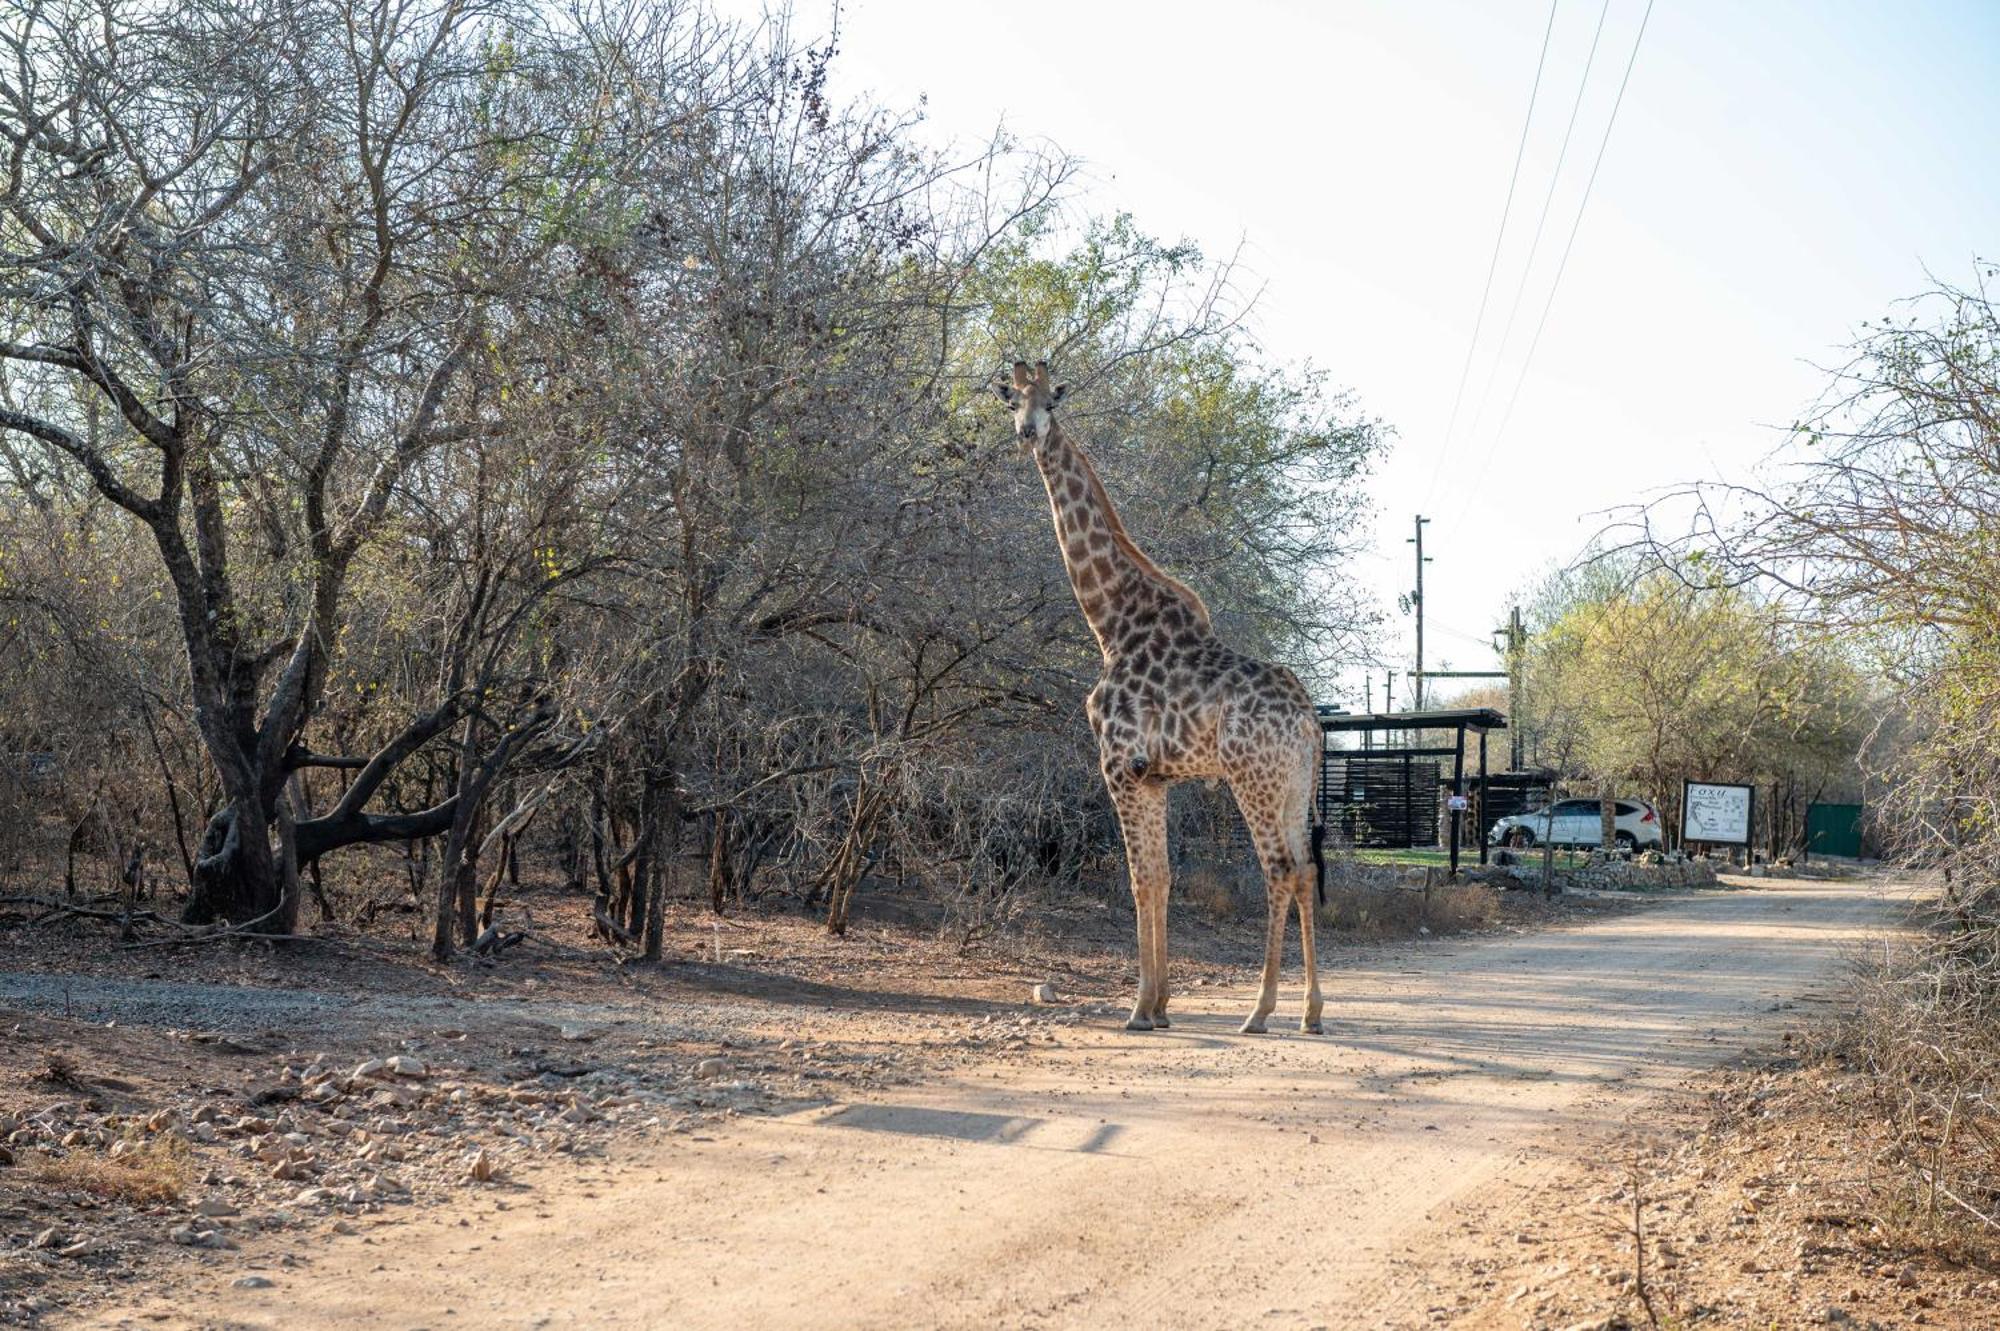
{"left": 0, "top": 875, "right": 1623, "bottom": 1326}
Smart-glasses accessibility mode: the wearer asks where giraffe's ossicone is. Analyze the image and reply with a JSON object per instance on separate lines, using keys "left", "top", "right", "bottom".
{"left": 994, "top": 360, "right": 1328, "bottom": 1035}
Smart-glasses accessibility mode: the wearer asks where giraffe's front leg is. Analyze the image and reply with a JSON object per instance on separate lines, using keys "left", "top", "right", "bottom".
{"left": 1108, "top": 779, "right": 1170, "bottom": 1033}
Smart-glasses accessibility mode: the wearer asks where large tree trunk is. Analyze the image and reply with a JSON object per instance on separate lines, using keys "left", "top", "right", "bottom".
{"left": 186, "top": 795, "right": 282, "bottom": 925}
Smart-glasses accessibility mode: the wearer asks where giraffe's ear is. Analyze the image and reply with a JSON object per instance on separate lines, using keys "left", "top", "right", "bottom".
{"left": 992, "top": 379, "right": 1018, "bottom": 406}
{"left": 1049, "top": 383, "right": 1069, "bottom": 408}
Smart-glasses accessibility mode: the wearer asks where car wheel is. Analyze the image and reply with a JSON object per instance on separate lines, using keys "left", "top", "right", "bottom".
{"left": 1510, "top": 829, "right": 1535, "bottom": 849}
{"left": 1615, "top": 831, "right": 1637, "bottom": 852}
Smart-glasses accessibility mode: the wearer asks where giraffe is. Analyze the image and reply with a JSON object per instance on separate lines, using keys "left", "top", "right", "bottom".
{"left": 994, "top": 360, "right": 1328, "bottom": 1034}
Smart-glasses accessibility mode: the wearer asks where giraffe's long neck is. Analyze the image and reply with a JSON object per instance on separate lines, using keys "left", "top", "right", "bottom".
{"left": 1033, "top": 421, "right": 1204, "bottom": 657}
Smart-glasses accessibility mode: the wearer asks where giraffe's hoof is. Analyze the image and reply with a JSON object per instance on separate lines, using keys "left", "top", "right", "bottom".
{"left": 1124, "top": 1014, "right": 1155, "bottom": 1032}
{"left": 1301, "top": 1020, "right": 1325, "bottom": 1035}
{"left": 1238, "top": 1017, "right": 1269, "bottom": 1035}
{"left": 1150, "top": 1012, "right": 1171, "bottom": 1029}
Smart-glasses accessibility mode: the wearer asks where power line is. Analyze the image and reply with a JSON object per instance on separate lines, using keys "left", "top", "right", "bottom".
{"left": 1457, "top": 0, "right": 1657, "bottom": 522}
{"left": 1423, "top": 0, "right": 1560, "bottom": 503}
{"left": 1459, "top": 0, "right": 1614, "bottom": 447}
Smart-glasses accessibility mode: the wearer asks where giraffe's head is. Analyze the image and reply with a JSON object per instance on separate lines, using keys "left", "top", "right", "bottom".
{"left": 992, "top": 359, "right": 1068, "bottom": 450}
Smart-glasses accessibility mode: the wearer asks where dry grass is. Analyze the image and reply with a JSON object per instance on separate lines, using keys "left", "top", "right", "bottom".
{"left": 1179, "top": 863, "right": 1245, "bottom": 921}
{"left": 1317, "top": 878, "right": 1498, "bottom": 939}
{"left": 1802, "top": 922, "right": 2000, "bottom": 1263}
{"left": 25, "top": 1135, "right": 194, "bottom": 1205}
{"left": 1177, "top": 860, "right": 1501, "bottom": 940}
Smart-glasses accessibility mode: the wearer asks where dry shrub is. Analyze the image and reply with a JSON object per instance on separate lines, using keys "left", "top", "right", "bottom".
{"left": 1805, "top": 922, "right": 2000, "bottom": 1262}
{"left": 1180, "top": 863, "right": 1247, "bottom": 921}
{"left": 1317, "top": 876, "right": 1497, "bottom": 939}
{"left": 27, "top": 1135, "right": 194, "bottom": 1205}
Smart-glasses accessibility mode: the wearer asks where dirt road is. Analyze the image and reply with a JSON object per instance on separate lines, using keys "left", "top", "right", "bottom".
{"left": 79, "top": 875, "right": 1903, "bottom": 1330}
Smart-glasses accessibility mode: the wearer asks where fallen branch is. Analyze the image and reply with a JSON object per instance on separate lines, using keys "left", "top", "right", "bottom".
{"left": 592, "top": 909, "right": 637, "bottom": 944}
{"left": 1, "top": 895, "right": 186, "bottom": 931}
{"left": 470, "top": 924, "right": 527, "bottom": 956}
{"left": 116, "top": 893, "right": 317, "bottom": 950}
{"left": 117, "top": 929, "right": 354, "bottom": 951}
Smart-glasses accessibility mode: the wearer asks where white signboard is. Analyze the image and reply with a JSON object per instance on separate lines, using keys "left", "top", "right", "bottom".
{"left": 1682, "top": 781, "right": 1753, "bottom": 846}
{"left": 1446, "top": 795, "right": 1469, "bottom": 812}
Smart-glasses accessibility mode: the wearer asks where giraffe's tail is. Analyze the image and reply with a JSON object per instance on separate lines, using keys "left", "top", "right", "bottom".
{"left": 1311, "top": 812, "right": 1327, "bottom": 906}
{"left": 1308, "top": 739, "right": 1327, "bottom": 905}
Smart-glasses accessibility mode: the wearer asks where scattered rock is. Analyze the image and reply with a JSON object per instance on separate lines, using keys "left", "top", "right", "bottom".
{"left": 386, "top": 1055, "right": 427, "bottom": 1079}
{"left": 1031, "top": 982, "right": 1057, "bottom": 1004}
{"left": 167, "top": 1225, "right": 233, "bottom": 1250}
{"left": 693, "top": 1057, "right": 730, "bottom": 1081}
{"left": 466, "top": 1149, "right": 497, "bottom": 1183}
{"left": 350, "top": 1058, "right": 387, "bottom": 1081}
{"left": 29, "top": 1227, "right": 62, "bottom": 1250}
{"left": 57, "top": 1237, "right": 103, "bottom": 1259}
{"left": 233, "top": 1275, "right": 274, "bottom": 1289}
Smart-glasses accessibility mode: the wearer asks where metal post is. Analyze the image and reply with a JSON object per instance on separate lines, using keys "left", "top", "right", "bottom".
{"left": 1477, "top": 730, "right": 1490, "bottom": 865}
{"left": 1448, "top": 722, "right": 1466, "bottom": 878}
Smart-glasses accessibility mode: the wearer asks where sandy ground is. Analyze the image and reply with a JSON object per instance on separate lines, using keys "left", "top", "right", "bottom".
{"left": 57, "top": 873, "right": 1914, "bottom": 1331}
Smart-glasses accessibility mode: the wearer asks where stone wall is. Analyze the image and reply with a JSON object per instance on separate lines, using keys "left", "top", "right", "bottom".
{"left": 1471, "top": 849, "right": 1721, "bottom": 892}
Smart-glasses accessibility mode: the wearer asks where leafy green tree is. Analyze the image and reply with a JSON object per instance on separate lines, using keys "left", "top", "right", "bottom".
{"left": 1515, "top": 569, "right": 1871, "bottom": 851}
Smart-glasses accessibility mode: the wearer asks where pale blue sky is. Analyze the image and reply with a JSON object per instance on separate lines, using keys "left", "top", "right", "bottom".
{"left": 737, "top": 0, "right": 2000, "bottom": 704}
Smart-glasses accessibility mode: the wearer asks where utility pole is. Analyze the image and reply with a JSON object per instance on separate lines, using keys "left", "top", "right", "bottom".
{"left": 1407, "top": 514, "right": 1432, "bottom": 711}
{"left": 1494, "top": 605, "right": 1526, "bottom": 771}
{"left": 1363, "top": 677, "right": 1373, "bottom": 752}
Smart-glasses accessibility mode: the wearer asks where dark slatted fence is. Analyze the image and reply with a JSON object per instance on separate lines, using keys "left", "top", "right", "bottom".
{"left": 1319, "top": 753, "right": 1441, "bottom": 849}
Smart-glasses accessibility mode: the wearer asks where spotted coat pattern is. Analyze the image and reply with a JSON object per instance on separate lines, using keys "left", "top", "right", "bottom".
{"left": 996, "top": 361, "right": 1325, "bottom": 1035}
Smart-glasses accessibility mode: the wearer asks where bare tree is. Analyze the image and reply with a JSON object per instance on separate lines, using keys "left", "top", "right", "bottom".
{"left": 0, "top": 0, "right": 697, "bottom": 926}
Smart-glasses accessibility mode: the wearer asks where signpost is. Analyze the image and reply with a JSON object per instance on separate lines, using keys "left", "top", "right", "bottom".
{"left": 1681, "top": 780, "right": 1754, "bottom": 858}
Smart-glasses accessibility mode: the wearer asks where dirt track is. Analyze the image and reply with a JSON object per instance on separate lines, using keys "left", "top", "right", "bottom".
{"left": 76, "top": 875, "right": 1903, "bottom": 1330}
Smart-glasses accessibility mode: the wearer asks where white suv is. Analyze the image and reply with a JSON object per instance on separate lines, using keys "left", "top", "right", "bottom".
{"left": 1489, "top": 798, "right": 1664, "bottom": 851}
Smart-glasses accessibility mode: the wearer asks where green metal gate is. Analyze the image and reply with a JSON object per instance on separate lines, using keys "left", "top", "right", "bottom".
{"left": 1806, "top": 802, "right": 1863, "bottom": 858}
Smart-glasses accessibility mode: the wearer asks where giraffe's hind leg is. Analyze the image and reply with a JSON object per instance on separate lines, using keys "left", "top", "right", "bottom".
{"left": 1241, "top": 872, "right": 1288, "bottom": 1035}
{"left": 1148, "top": 882, "right": 1171, "bottom": 1027}
{"left": 1230, "top": 770, "right": 1317, "bottom": 1036}
{"left": 1295, "top": 885, "right": 1324, "bottom": 1034}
